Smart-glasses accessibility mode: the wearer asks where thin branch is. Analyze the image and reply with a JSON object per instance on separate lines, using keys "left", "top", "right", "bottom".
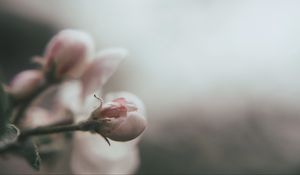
{"left": 0, "top": 120, "right": 105, "bottom": 153}
{"left": 19, "top": 124, "right": 81, "bottom": 141}
{"left": 18, "top": 120, "right": 101, "bottom": 141}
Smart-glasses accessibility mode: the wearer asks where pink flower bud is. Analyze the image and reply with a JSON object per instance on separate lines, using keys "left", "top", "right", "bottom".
{"left": 90, "top": 93, "right": 147, "bottom": 142}
{"left": 8, "top": 70, "right": 44, "bottom": 99}
{"left": 104, "top": 111, "right": 147, "bottom": 141}
{"left": 44, "top": 29, "right": 95, "bottom": 79}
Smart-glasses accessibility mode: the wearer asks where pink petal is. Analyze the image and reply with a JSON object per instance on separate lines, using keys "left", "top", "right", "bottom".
{"left": 43, "top": 29, "right": 95, "bottom": 79}
{"left": 112, "top": 97, "right": 127, "bottom": 104}
{"left": 8, "top": 70, "right": 44, "bottom": 99}
{"left": 105, "top": 91, "right": 146, "bottom": 115}
{"left": 112, "top": 97, "right": 138, "bottom": 112}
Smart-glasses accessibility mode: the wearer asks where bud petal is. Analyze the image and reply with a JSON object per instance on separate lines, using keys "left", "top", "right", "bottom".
{"left": 8, "top": 70, "right": 44, "bottom": 99}
{"left": 105, "top": 92, "right": 145, "bottom": 114}
{"left": 81, "top": 48, "right": 127, "bottom": 97}
{"left": 105, "top": 112, "right": 147, "bottom": 141}
{"left": 44, "top": 29, "right": 95, "bottom": 79}
{"left": 90, "top": 97, "right": 136, "bottom": 120}
{"left": 90, "top": 92, "right": 147, "bottom": 142}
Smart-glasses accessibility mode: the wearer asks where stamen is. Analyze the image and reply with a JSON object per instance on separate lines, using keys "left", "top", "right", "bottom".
{"left": 94, "top": 94, "right": 104, "bottom": 108}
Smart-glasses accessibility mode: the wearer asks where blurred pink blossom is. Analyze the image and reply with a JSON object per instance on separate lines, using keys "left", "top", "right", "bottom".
{"left": 7, "top": 70, "right": 44, "bottom": 99}
{"left": 43, "top": 29, "right": 95, "bottom": 79}
{"left": 28, "top": 29, "right": 147, "bottom": 173}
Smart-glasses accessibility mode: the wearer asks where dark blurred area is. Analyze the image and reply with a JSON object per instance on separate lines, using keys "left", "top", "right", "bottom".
{"left": 0, "top": 10, "right": 58, "bottom": 174}
{"left": 0, "top": 10, "right": 55, "bottom": 82}
{"left": 138, "top": 96, "right": 300, "bottom": 174}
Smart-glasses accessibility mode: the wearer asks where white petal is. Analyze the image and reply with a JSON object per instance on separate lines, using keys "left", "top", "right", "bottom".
{"left": 71, "top": 132, "right": 140, "bottom": 174}
{"left": 59, "top": 81, "right": 82, "bottom": 115}
{"left": 22, "top": 107, "right": 52, "bottom": 129}
{"left": 80, "top": 91, "right": 103, "bottom": 121}
{"left": 81, "top": 48, "right": 127, "bottom": 97}
{"left": 21, "top": 86, "right": 70, "bottom": 129}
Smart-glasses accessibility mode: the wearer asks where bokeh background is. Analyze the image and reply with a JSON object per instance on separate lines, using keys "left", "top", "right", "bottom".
{"left": 1, "top": 0, "right": 300, "bottom": 174}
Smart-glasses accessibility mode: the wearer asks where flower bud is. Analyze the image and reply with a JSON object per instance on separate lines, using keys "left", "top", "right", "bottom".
{"left": 44, "top": 29, "right": 95, "bottom": 79}
{"left": 104, "top": 112, "right": 147, "bottom": 141}
{"left": 8, "top": 70, "right": 44, "bottom": 99}
{"left": 90, "top": 94, "right": 147, "bottom": 142}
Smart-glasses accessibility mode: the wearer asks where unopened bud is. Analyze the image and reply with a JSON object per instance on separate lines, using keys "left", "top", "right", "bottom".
{"left": 8, "top": 70, "right": 44, "bottom": 99}
{"left": 90, "top": 97, "right": 146, "bottom": 142}
{"left": 104, "top": 112, "right": 147, "bottom": 141}
{"left": 44, "top": 29, "right": 95, "bottom": 79}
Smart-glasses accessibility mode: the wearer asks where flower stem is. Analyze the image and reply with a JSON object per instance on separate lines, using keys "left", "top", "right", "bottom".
{"left": 18, "top": 120, "right": 100, "bottom": 141}
{"left": 19, "top": 124, "right": 80, "bottom": 141}
{"left": 0, "top": 120, "right": 104, "bottom": 153}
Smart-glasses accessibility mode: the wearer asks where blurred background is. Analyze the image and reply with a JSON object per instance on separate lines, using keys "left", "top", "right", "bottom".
{"left": 1, "top": 0, "right": 300, "bottom": 174}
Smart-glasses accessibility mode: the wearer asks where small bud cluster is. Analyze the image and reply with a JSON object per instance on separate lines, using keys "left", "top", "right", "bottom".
{"left": 1, "top": 29, "right": 147, "bottom": 174}
{"left": 5, "top": 29, "right": 146, "bottom": 142}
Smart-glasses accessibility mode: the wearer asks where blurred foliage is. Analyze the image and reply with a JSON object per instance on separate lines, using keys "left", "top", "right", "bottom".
{"left": 0, "top": 84, "right": 10, "bottom": 137}
{"left": 0, "top": 123, "right": 41, "bottom": 170}
{"left": 13, "top": 140, "right": 41, "bottom": 170}
{"left": 0, "top": 124, "right": 19, "bottom": 149}
{"left": 0, "top": 10, "right": 55, "bottom": 82}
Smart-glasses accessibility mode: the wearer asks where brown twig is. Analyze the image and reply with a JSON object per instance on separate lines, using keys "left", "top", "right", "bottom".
{"left": 0, "top": 120, "right": 106, "bottom": 153}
